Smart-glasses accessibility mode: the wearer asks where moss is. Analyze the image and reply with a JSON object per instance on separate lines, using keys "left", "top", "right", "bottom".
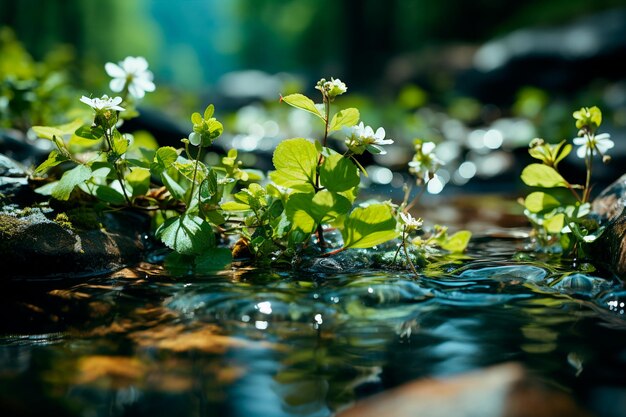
{"left": 17, "top": 206, "right": 33, "bottom": 217}
{"left": 53, "top": 213, "right": 74, "bottom": 231}
{"left": 0, "top": 214, "right": 27, "bottom": 240}
{"left": 66, "top": 207, "right": 102, "bottom": 230}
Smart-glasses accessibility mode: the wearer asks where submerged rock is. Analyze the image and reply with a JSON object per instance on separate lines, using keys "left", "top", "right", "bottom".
{"left": 337, "top": 362, "right": 591, "bottom": 417}
{"left": 550, "top": 273, "right": 611, "bottom": 297}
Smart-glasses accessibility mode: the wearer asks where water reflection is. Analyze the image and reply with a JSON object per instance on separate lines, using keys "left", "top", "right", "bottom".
{"left": 1, "top": 233, "right": 626, "bottom": 416}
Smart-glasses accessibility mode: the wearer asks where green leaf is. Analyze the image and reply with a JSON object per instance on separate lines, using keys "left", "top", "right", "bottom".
{"left": 524, "top": 191, "right": 561, "bottom": 213}
{"left": 521, "top": 164, "right": 568, "bottom": 188}
{"left": 281, "top": 94, "right": 324, "bottom": 119}
{"left": 284, "top": 191, "right": 349, "bottom": 235}
{"left": 74, "top": 124, "right": 104, "bottom": 140}
{"left": 437, "top": 230, "right": 472, "bottom": 253}
{"left": 285, "top": 193, "right": 316, "bottom": 235}
{"left": 271, "top": 138, "right": 318, "bottom": 192}
{"left": 126, "top": 167, "right": 151, "bottom": 197}
{"left": 156, "top": 214, "right": 215, "bottom": 255}
{"left": 204, "top": 104, "right": 215, "bottom": 120}
{"left": 544, "top": 213, "right": 565, "bottom": 234}
{"left": 34, "top": 150, "right": 68, "bottom": 174}
{"left": 285, "top": 190, "right": 351, "bottom": 233}
{"left": 152, "top": 147, "right": 179, "bottom": 172}
{"left": 220, "top": 201, "right": 251, "bottom": 211}
{"left": 199, "top": 169, "right": 219, "bottom": 204}
{"left": 160, "top": 171, "right": 187, "bottom": 201}
{"left": 112, "top": 132, "right": 129, "bottom": 155}
{"left": 204, "top": 210, "right": 226, "bottom": 225}
{"left": 320, "top": 151, "right": 360, "bottom": 192}
{"left": 554, "top": 143, "right": 572, "bottom": 167}
{"left": 52, "top": 164, "right": 92, "bottom": 200}
{"left": 191, "top": 112, "right": 203, "bottom": 125}
{"left": 94, "top": 185, "right": 126, "bottom": 205}
{"left": 341, "top": 203, "right": 399, "bottom": 249}
{"left": 329, "top": 108, "right": 360, "bottom": 132}
{"left": 32, "top": 119, "right": 83, "bottom": 140}
{"left": 195, "top": 248, "right": 231, "bottom": 273}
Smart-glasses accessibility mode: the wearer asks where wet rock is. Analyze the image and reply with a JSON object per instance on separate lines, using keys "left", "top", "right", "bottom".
{"left": 0, "top": 208, "right": 146, "bottom": 279}
{"left": 337, "top": 362, "right": 591, "bottom": 417}
{"left": 592, "top": 173, "right": 626, "bottom": 223}
{"left": 551, "top": 273, "right": 610, "bottom": 297}
{"left": 0, "top": 153, "right": 147, "bottom": 279}
{"left": 590, "top": 174, "right": 626, "bottom": 277}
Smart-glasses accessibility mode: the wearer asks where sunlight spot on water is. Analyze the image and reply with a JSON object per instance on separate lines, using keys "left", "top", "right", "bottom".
{"left": 241, "top": 315, "right": 250, "bottom": 322}
{"left": 255, "top": 321, "right": 268, "bottom": 330}
{"left": 314, "top": 314, "right": 323, "bottom": 325}
{"left": 256, "top": 301, "right": 272, "bottom": 315}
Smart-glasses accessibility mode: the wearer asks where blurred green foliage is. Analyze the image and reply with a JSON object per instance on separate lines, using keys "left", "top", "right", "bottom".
{"left": 2, "top": 0, "right": 623, "bottom": 91}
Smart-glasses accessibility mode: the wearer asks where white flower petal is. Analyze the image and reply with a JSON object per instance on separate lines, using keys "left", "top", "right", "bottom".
{"left": 105, "top": 62, "right": 125, "bottom": 78}
{"left": 572, "top": 137, "right": 587, "bottom": 145}
{"left": 109, "top": 78, "right": 126, "bottom": 92}
{"left": 596, "top": 139, "right": 614, "bottom": 154}
{"left": 576, "top": 145, "right": 587, "bottom": 158}
{"left": 422, "top": 142, "right": 436, "bottom": 154}
{"left": 128, "top": 84, "right": 145, "bottom": 99}
{"left": 133, "top": 77, "right": 156, "bottom": 92}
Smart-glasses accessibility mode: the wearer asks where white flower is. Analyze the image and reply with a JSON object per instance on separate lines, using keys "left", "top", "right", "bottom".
{"left": 80, "top": 95, "right": 125, "bottom": 112}
{"left": 326, "top": 78, "right": 347, "bottom": 96}
{"left": 399, "top": 212, "right": 423, "bottom": 230}
{"left": 105, "top": 56, "right": 155, "bottom": 99}
{"left": 408, "top": 141, "right": 444, "bottom": 180}
{"left": 315, "top": 77, "right": 347, "bottom": 99}
{"left": 345, "top": 122, "right": 394, "bottom": 155}
{"left": 573, "top": 132, "right": 613, "bottom": 159}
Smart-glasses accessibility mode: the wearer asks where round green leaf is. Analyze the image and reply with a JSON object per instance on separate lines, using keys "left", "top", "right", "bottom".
{"left": 521, "top": 164, "right": 568, "bottom": 188}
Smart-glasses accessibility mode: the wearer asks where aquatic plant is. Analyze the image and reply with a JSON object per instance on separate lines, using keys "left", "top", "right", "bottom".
{"left": 29, "top": 58, "right": 470, "bottom": 272}
{"left": 521, "top": 106, "right": 612, "bottom": 256}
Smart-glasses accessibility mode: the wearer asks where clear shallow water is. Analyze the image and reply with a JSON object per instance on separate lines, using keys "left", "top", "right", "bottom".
{"left": 1, "top": 230, "right": 626, "bottom": 417}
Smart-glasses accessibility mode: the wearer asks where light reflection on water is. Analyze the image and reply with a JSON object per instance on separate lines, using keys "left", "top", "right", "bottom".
{"left": 0, "top": 233, "right": 626, "bottom": 417}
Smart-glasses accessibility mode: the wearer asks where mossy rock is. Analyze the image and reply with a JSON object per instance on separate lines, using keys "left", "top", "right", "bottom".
{"left": 0, "top": 210, "right": 146, "bottom": 280}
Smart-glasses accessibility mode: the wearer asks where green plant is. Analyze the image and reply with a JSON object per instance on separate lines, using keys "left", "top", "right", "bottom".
{"left": 30, "top": 60, "right": 470, "bottom": 273}
{"left": 520, "top": 106, "right": 612, "bottom": 256}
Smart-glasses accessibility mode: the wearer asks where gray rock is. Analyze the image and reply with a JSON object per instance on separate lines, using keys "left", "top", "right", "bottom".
{"left": 0, "top": 153, "right": 147, "bottom": 279}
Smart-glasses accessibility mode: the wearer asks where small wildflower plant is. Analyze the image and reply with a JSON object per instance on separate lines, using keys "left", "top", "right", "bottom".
{"left": 521, "top": 106, "right": 612, "bottom": 255}
{"left": 31, "top": 63, "right": 470, "bottom": 273}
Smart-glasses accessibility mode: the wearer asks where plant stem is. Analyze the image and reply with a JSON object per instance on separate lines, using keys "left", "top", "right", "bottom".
{"left": 404, "top": 183, "right": 427, "bottom": 212}
{"left": 187, "top": 145, "right": 203, "bottom": 209}
{"left": 314, "top": 96, "right": 331, "bottom": 250}
{"left": 393, "top": 238, "right": 403, "bottom": 264}
{"left": 321, "top": 245, "right": 344, "bottom": 257}
{"left": 104, "top": 127, "right": 131, "bottom": 206}
{"left": 583, "top": 135, "right": 593, "bottom": 203}
{"left": 401, "top": 227, "right": 419, "bottom": 277}
{"left": 314, "top": 98, "right": 331, "bottom": 190}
